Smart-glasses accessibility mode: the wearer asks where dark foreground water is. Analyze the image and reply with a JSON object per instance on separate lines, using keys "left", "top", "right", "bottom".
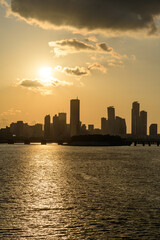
{"left": 0, "top": 144, "right": 160, "bottom": 240}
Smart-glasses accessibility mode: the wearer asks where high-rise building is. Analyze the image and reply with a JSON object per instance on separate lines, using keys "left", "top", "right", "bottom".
{"left": 107, "top": 106, "right": 115, "bottom": 135}
{"left": 53, "top": 114, "right": 60, "bottom": 140}
{"left": 140, "top": 110, "right": 147, "bottom": 136}
{"left": 149, "top": 124, "right": 157, "bottom": 136}
{"left": 44, "top": 115, "right": 51, "bottom": 139}
{"left": 101, "top": 118, "right": 108, "bottom": 135}
{"left": 108, "top": 106, "right": 115, "bottom": 121}
{"left": 131, "top": 101, "right": 140, "bottom": 135}
{"left": 80, "top": 124, "right": 87, "bottom": 135}
{"left": 115, "top": 117, "right": 127, "bottom": 135}
{"left": 70, "top": 99, "right": 80, "bottom": 137}
{"left": 33, "top": 124, "right": 43, "bottom": 138}
{"left": 58, "top": 113, "right": 67, "bottom": 138}
{"left": 16, "top": 121, "right": 24, "bottom": 138}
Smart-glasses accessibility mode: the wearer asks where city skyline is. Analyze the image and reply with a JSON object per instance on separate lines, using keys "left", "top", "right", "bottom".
{"left": 0, "top": 99, "right": 159, "bottom": 139}
{"left": 1, "top": 1, "right": 160, "bottom": 133}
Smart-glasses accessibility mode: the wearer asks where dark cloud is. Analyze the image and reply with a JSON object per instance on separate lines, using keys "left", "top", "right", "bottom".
{"left": 11, "top": 0, "right": 160, "bottom": 33}
{"left": 98, "top": 43, "right": 112, "bottom": 52}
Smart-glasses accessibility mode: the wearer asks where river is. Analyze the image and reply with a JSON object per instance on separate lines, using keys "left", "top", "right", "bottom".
{"left": 0, "top": 144, "right": 160, "bottom": 239}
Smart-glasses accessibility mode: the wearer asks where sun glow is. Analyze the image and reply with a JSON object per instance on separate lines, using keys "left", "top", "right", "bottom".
{"left": 39, "top": 66, "right": 52, "bottom": 78}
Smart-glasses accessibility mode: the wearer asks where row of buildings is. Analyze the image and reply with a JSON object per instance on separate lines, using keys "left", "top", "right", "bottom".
{"left": 0, "top": 99, "right": 159, "bottom": 140}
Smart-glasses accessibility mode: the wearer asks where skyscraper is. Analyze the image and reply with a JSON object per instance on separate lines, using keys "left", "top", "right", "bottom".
{"left": 107, "top": 106, "right": 115, "bottom": 121}
{"left": 44, "top": 115, "right": 51, "bottom": 139}
{"left": 131, "top": 101, "right": 140, "bottom": 135}
{"left": 52, "top": 114, "right": 60, "bottom": 140}
{"left": 70, "top": 99, "right": 80, "bottom": 137}
{"left": 115, "top": 117, "right": 127, "bottom": 135}
{"left": 107, "top": 106, "right": 115, "bottom": 135}
{"left": 140, "top": 110, "right": 147, "bottom": 136}
{"left": 58, "top": 112, "right": 67, "bottom": 138}
{"left": 101, "top": 117, "right": 108, "bottom": 135}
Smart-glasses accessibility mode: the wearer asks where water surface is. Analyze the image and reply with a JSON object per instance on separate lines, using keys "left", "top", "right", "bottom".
{"left": 0, "top": 144, "right": 160, "bottom": 239}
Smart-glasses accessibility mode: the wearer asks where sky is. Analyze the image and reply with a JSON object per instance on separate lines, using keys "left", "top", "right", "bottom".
{"left": 1, "top": 0, "right": 160, "bottom": 133}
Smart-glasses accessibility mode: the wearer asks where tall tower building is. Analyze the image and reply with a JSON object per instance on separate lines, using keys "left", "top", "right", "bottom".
{"left": 107, "top": 106, "right": 115, "bottom": 135}
{"left": 131, "top": 101, "right": 140, "bottom": 136}
{"left": 101, "top": 117, "right": 108, "bottom": 135}
{"left": 58, "top": 113, "right": 67, "bottom": 138}
{"left": 115, "top": 117, "right": 127, "bottom": 135}
{"left": 52, "top": 114, "right": 60, "bottom": 140}
{"left": 44, "top": 115, "right": 51, "bottom": 139}
{"left": 107, "top": 106, "right": 115, "bottom": 121}
{"left": 140, "top": 110, "right": 147, "bottom": 136}
{"left": 70, "top": 99, "right": 80, "bottom": 137}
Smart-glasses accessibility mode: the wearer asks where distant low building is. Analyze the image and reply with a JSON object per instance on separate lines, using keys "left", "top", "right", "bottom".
{"left": 0, "top": 127, "right": 12, "bottom": 140}
{"left": 149, "top": 124, "right": 157, "bottom": 136}
{"left": 88, "top": 124, "right": 94, "bottom": 134}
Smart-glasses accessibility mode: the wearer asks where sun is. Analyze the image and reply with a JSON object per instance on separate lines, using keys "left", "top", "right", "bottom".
{"left": 39, "top": 66, "right": 52, "bottom": 78}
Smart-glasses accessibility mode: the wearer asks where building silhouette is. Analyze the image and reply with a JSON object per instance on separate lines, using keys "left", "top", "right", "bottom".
{"left": 52, "top": 114, "right": 60, "bottom": 140}
{"left": 140, "top": 110, "right": 147, "bottom": 136}
{"left": 131, "top": 101, "right": 140, "bottom": 135}
{"left": 149, "top": 124, "right": 157, "bottom": 136}
{"left": 10, "top": 121, "right": 43, "bottom": 138}
{"left": 70, "top": 99, "right": 80, "bottom": 137}
{"left": 88, "top": 124, "right": 94, "bottom": 134}
{"left": 107, "top": 106, "right": 116, "bottom": 135}
{"left": 108, "top": 106, "right": 115, "bottom": 121}
{"left": 44, "top": 115, "right": 51, "bottom": 139}
{"left": 101, "top": 118, "right": 108, "bottom": 135}
{"left": 115, "top": 117, "right": 126, "bottom": 135}
{"left": 58, "top": 113, "right": 67, "bottom": 138}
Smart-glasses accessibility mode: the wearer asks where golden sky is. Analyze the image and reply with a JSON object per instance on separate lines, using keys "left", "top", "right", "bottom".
{"left": 1, "top": 0, "right": 160, "bottom": 133}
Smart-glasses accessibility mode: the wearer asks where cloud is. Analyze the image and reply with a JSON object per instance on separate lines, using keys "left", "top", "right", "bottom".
{"left": 85, "top": 36, "right": 98, "bottom": 42}
{"left": 88, "top": 63, "right": 107, "bottom": 73}
{"left": 63, "top": 67, "right": 89, "bottom": 76}
{"left": 55, "top": 63, "right": 107, "bottom": 77}
{"left": 0, "top": 0, "right": 9, "bottom": 7}
{"left": 20, "top": 80, "right": 43, "bottom": 88}
{"left": 107, "top": 59, "right": 124, "bottom": 67}
{"left": 49, "top": 38, "right": 114, "bottom": 56}
{"left": 1, "top": 108, "right": 21, "bottom": 117}
{"left": 49, "top": 38, "right": 96, "bottom": 56}
{"left": 19, "top": 78, "right": 72, "bottom": 95}
{"left": 0, "top": 108, "right": 22, "bottom": 127}
{"left": 8, "top": 0, "right": 160, "bottom": 34}
{"left": 98, "top": 43, "right": 112, "bottom": 52}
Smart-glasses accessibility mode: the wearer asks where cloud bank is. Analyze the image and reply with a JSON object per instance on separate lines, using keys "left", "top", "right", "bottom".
{"left": 10, "top": 0, "right": 160, "bottom": 34}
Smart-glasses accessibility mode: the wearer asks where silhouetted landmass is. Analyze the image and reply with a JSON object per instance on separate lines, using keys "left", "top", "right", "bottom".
{"left": 68, "top": 134, "right": 132, "bottom": 146}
